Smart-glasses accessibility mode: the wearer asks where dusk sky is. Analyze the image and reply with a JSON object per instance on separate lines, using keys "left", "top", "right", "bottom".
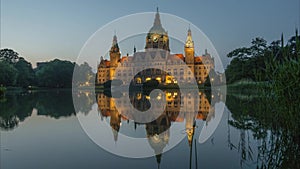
{"left": 1, "top": 0, "right": 299, "bottom": 68}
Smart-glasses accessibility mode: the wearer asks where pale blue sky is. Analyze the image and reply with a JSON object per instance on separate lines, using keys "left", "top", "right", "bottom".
{"left": 1, "top": 0, "right": 299, "bottom": 67}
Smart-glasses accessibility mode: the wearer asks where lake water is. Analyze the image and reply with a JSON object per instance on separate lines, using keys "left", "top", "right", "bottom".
{"left": 1, "top": 89, "right": 299, "bottom": 169}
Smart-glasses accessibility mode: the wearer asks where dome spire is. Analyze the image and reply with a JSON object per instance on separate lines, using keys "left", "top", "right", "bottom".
{"left": 112, "top": 31, "right": 118, "bottom": 46}
{"left": 145, "top": 7, "right": 169, "bottom": 51}
{"left": 154, "top": 7, "right": 161, "bottom": 27}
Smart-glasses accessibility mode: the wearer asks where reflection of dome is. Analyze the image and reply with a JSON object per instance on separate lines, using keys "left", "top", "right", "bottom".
{"left": 147, "top": 132, "right": 169, "bottom": 169}
{"left": 146, "top": 114, "right": 170, "bottom": 168}
{"left": 148, "top": 133, "right": 169, "bottom": 153}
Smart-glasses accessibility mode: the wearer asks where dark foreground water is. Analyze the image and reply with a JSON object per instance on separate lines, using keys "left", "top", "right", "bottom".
{"left": 0, "top": 89, "right": 299, "bottom": 169}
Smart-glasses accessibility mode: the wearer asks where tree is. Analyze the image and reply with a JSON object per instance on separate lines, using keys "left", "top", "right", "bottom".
{"left": 14, "top": 57, "right": 35, "bottom": 87}
{"left": 73, "top": 62, "right": 95, "bottom": 86}
{"left": 0, "top": 61, "right": 18, "bottom": 86}
{"left": 227, "top": 47, "right": 251, "bottom": 59}
{"left": 35, "top": 59, "right": 75, "bottom": 88}
{"left": 250, "top": 37, "right": 267, "bottom": 56}
{"left": 226, "top": 37, "right": 268, "bottom": 83}
{"left": 0, "top": 48, "right": 19, "bottom": 64}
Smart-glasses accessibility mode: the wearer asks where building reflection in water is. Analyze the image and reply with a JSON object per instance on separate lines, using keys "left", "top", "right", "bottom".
{"left": 96, "top": 90, "right": 220, "bottom": 167}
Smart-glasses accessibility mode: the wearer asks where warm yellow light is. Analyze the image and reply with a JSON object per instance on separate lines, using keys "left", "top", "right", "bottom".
{"left": 136, "top": 77, "right": 142, "bottom": 84}
{"left": 166, "top": 75, "right": 173, "bottom": 84}
{"left": 137, "top": 93, "right": 142, "bottom": 100}
{"left": 152, "top": 134, "right": 160, "bottom": 143}
{"left": 146, "top": 77, "right": 151, "bottom": 81}
{"left": 146, "top": 95, "right": 150, "bottom": 100}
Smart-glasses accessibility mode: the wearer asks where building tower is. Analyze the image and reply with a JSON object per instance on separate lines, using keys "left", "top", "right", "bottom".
{"left": 109, "top": 34, "right": 121, "bottom": 80}
{"left": 145, "top": 8, "right": 170, "bottom": 51}
{"left": 185, "top": 27, "right": 195, "bottom": 73}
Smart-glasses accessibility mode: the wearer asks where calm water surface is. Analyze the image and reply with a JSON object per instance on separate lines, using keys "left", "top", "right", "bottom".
{"left": 0, "top": 90, "right": 299, "bottom": 169}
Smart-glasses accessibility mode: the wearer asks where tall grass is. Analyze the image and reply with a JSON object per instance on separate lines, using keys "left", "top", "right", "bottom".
{"left": 265, "top": 58, "right": 300, "bottom": 101}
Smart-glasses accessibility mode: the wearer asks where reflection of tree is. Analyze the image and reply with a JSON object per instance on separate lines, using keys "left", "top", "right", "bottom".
{"left": 73, "top": 91, "right": 94, "bottom": 115}
{"left": 0, "top": 90, "right": 86, "bottom": 130}
{"left": 226, "top": 94, "right": 300, "bottom": 169}
{"left": 0, "top": 93, "right": 36, "bottom": 130}
{"left": 35, "top": 91, "right": 75, "bottom": 118}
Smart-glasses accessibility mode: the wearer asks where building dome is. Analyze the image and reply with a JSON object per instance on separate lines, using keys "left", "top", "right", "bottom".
{"left": 145, "top": 8, "right": 170, "bottom": 51}
{"left": 148, "top": 8, "right": 167, "bottom": 35}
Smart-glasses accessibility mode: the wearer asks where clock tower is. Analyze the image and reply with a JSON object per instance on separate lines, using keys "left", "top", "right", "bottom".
{"left": 185, "top": 28, "right": 194, "bottom": 64}
{"left": 145, "top": 8, "right": 170, "bottom": 51}
{"left": 109, "top": 34, "right": 121, "bottom": 80}
{"left": 185, "top": 28, "right": 195, "bottom": 73}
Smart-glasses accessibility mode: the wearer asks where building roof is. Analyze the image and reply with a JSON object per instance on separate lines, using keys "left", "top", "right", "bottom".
{"left": 149, "top": 8, "right": 167, "bottom": 35}
{"left": 168, "top": 54, "right": 184, "bottom": 61}
{"left": 194, "top": 56, "right": 203, "bottom": 63}
{"left": 99, "top": 59, "right": 110, "bottom": 67}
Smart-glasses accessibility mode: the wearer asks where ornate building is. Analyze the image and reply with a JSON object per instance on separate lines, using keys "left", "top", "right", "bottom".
{"left": 97, "top": 9, "right": 214, "bottom": 85}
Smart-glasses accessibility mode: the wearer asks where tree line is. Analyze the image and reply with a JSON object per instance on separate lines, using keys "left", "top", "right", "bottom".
{"left": 0, "top": 48, "right": 95, "bottom": 88}
{"left": 225, "top": 30, "right": 300, "bottom": 99}
{"left": 226, "top": 30, "right": 299, "bottom": 84}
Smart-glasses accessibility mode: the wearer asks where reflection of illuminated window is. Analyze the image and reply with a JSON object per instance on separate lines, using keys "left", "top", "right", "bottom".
{"left": 137, "top": 93, "right": 142, "bottom": 100}
{"left": 136, "top": 77, "right": 142, "bottom": 84}
{"left": 156, "top": 94, "right": 161, "bottom": 100}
